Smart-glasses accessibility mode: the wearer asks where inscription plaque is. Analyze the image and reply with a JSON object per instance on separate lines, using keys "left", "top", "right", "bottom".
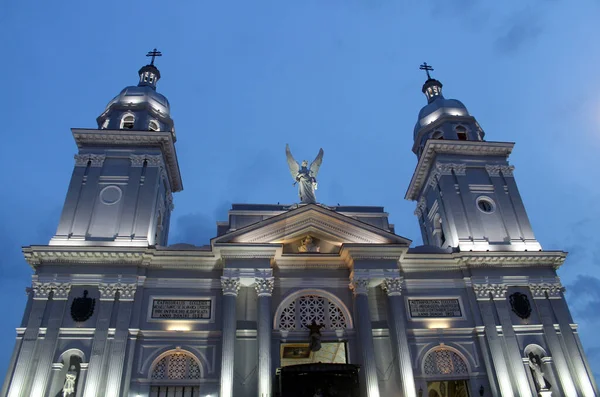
{"left": 408, "top": 298, "right": 462, "bottom": 318}
{"left": 151, "top": 299, "right": 212, "bottom": 320}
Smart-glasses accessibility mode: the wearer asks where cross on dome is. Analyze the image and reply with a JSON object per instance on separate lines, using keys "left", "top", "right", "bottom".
{"left": 419, "top": 62, "right": 434, "bottom": 80}
{"left": 146, "top": 48, "right": 162, "bottom": 66}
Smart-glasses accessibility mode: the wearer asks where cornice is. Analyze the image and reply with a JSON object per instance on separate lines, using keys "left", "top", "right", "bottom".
{"left": 405, "top": 140, "right": 515, "bottom": 201}
{"left": 71, "top": 128, "right": 182, "bottom": 192}
{"left": 454, "top": 251, "right": 566, "bottom": 269}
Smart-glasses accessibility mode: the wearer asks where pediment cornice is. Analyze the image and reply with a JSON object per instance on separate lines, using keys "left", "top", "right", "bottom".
{"left": 212, "top": 204, "right": 411, "bottom": 246}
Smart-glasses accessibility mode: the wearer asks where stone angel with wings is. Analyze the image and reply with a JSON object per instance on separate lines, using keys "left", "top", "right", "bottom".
{"left": 286, "top": 144, "right": 324, "bottom": 204}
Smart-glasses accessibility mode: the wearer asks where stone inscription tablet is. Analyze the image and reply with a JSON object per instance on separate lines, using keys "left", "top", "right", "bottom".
{"left": 151, "top": 299, "right": 212, "bottom": 320}
{"left": 408, "top": 299, "right": 462, "bottom": 318}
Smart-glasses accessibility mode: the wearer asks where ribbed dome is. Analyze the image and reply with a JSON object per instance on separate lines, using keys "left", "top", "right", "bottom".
{"left": 105, "top": 85, "right": 171, "bottom": 116}
{"left": 413, "top": 96, "right": 469, "bottom": 137}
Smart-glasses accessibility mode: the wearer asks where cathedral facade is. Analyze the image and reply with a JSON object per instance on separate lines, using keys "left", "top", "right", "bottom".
{"left": 1, "top": 57, "right": 598, "bottom": 397}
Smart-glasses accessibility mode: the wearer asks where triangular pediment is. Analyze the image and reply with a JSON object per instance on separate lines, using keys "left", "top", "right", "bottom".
{"left": 212, "top": 204, "right": 411, "bottom": 247}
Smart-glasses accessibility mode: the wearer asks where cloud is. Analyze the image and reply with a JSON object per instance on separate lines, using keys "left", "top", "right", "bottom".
{"left": 494, "top": 9, "right": 543, "bottom": 54}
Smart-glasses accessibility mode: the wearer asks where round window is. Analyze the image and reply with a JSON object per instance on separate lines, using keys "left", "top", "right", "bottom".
{"left": 477, "top": 197, "right": 495, "bottom": 213}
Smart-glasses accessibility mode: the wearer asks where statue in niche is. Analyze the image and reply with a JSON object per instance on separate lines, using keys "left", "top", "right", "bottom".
{"left": 285, "top": 144, "right": 324, "bottom": 204}
{"left": 62, "top": 365, "right": 77, "bottom": 397}
{"left": 298, "top": 235, "right": 320, "bottom": 253}
{"left": 528, "top": 352, "right": 551, "bottom": 391}
{"left": 307, "top": 319, "right": 325, "bottom": 352}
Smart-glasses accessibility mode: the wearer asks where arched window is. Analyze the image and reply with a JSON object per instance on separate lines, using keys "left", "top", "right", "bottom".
{"left": 423, "top": 348, "right": 469, "bottom": 376}
{"left": 120, "top": 114, "right": 135, "bottom": 129}
{"left": 151, "top": 351, "right": 202, "bottom": 381}
{"left": 432, "top": 130, "right": 444, "bottom": 140}
{"left": 101, "top": 119, "right": 109, "bottom": 129}
{"left": 455, "top": 125, "right": 468, "bottom": 141}
{"left": 276, "top": 292, "right": 350, "bottom": 331}
{"left": 149, "top": 120, "right": 160, "bottom": 131}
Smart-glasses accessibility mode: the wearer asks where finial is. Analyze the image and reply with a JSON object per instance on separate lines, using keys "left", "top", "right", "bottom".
{"left": 146, "top": 48, "right": 162, "bottom": 66}
{"left": 419, "top": 62, "right": 434, "bottom": 80}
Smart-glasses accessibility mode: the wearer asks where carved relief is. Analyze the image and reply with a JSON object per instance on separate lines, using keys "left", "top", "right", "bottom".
{"left": 501, "top": 165, "right": 515, "bottom": 177}
{"left": 32, "top": 282, "right": 71, "bottom": 300}
{"left": 529, "top": 282, "right": 564, "bottom": 299}
{"left": 145, "top": 155, "right": 164, "bottom": 167}
{"left": 298, "top": 235, "right": 320, "bottom": 253}
{"left": 130, "top": 154, "right": 146, "bottom": 167}
{"left": 255, "top": 276, "right": 275, "bottom": 297}
{"left": 74, "top": 154, "right": 90, "bottom": 167}
{"left": 89, "top": 154, "right": 106, "bottom": 167}
{"left": 485, "top": 164, "right": 501, "bottom": 177}
{"left": 472, "top": 283, "right": 507, "bottom": 300}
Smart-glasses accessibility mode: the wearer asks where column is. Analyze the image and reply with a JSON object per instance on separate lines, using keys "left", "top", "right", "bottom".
{"left": 381, "top": 276, "right": 416, "bottom": 397}
{"left": 350, "top": 275, "right": 380, "bottom": 397}
{"left": 104, "top": 283, "right": 137, "bottom": 397}
{"left": 533, "top": 282, "right": 597, "bottom": 397}
{"left": 7, "top": 282, "right": 55, "bottom": 397}
{"left": 220, "top": 274, "right": 240, "bottom": 397}
{"left": 472, "top": 283, "right": 516, "bottom": 397}
{"left": 530, "top": 284, "right": 578, "bottom": 396}
{"left": 83, "top": 284, "right": 117, "bottom": 397}
{"left": 30, "top": 284, "right": 71, "bottom": 397}
{"left": 255, "top": 271, "right": 274, "bottom": 397}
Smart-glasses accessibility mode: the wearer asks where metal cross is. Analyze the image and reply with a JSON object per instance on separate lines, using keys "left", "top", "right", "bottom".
{"left": 419, "top": 62, "right": 434, "bottom": 79}
{"left": 146, "top": 48, "right": 162, "bottom": 66}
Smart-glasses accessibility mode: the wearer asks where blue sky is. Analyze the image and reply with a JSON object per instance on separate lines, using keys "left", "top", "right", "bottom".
{"left": 1, "top": 0, "right": 600, "bottom": 382}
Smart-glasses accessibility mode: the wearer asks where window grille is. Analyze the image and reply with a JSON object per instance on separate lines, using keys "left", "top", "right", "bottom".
{"left": 278, "top": 294, "right": 347, "bottom": 331}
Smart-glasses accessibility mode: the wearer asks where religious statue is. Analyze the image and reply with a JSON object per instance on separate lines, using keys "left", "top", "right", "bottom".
{"left": 298, "top": 235, "right": 320, "bottom": 253}
{"left": 62, "top": 365, "right": 77, "bottom": 397}
{"left": 528, "top": 352, "right": 551, "bottom": 391}
{"left": 307, "top": 319, "right": 325, "bottom": 352}
{"left": 285, "top": 144, "right": 324, "bottom": 204}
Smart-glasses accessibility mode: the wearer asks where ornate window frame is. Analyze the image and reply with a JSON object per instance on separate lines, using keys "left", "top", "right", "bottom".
{"left": 149, "top": 349, "right": 204, "bottom": 382}
{"left": 273, "top": 289, "right": 353, "bottom": 330}
{"left": 421, "top": 345, "right": 472, "bottom": 379}
{"left": 120, "top": 113, "right": 135, "bottom": 130}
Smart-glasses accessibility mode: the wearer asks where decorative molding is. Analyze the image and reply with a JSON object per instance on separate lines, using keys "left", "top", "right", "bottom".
{"left": 529, "top": 282, "right": 564, "bottom": 299}
{"left": 501, "top": 165, "right": 515, "bottom": 177}
{"left": 414, "top": 197, "right": 427, "bottom": 217}
{"left": 98, "top": 282, "right": 137, "bottom": 301}
{"left": 74, "top": 154, "right": 89, "bottom": 167}
{"left": 381, "top": 277, "right": 403, "bottom": 296}
{"left": 32, "top": 282, "right": 71, "bottom": 300}
{"left": 453, "top": 163, "right": 467, "bottom": 176}
{"left": 72, "top": 129, "right": 183, "bottom": 192}
{"left": 167, "top": 192, "right": 174, "bottom": 211}
{"left": 472, "top": 283, "right": 507, "bottom": 300}
{"left": 349, "top": 277, "right": 369, "bottom": 296}
{"left": 221, "top": 277, "right": 241, "bottom": 297}
{"left": 255, "top": 277, "right": 274, "bottom": 297}
{"left": 454, "top": 252, "right": 566, "bottom": 268}
{"left": 485, "top": 164, "right": 501, "bottom": 177}
{"left": 145, "top": 155, "right": 164, "bottom": 167}
{"left": 130, "top": 154, "right": 146, "bottom": 167}
{"left": 405, "top": 140, "right": 514, "bottom": 201}
{"left": 89, "top": 154, "right": 106, "bottom": 167}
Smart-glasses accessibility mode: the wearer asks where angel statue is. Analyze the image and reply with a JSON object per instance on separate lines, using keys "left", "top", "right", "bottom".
{"left": 286, "top": 144, "right": 324, "bottom": 204}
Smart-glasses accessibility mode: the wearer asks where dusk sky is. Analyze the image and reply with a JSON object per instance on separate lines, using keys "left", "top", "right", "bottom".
{"left": 1, "top": 0, "right": 600, "bottom": 380}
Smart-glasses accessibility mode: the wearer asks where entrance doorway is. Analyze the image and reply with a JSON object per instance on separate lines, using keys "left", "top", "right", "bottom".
{"left": 150, "top": 386, "right": 200, "bottom": 397}
{"left": 427, "top": 380, "right": 470, "bottom": 397}
{"left": 280, "top": 342, "right": 347, "bottom": 367}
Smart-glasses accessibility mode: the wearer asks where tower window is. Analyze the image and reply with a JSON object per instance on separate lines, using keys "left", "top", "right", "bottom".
{"left": 455, "top": 126, "right": 468, "bottom": 141}
{"left": 432, "top": 130, "right": 444, "bottom": 140}
{"left": 476, "top": 197, "right": 496, "bottom": 213}
{"left": 149, "top": 120, "right": 160, "bottom": 131}
{"left": 121, "top": 114, "right": 135, "bottom": 129}
{"left": 101, "top": 119, "right": 109, "bottom": 129}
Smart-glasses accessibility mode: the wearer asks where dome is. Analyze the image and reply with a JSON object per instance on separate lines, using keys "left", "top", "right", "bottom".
{"left": 105, "top": 85, "right": 171, "bottom": 116}
{"left": 96, "top": 63, "right": 175, "bottom": 138}
{"left": 413, "top": 96, "right": 469, "bottom": 137}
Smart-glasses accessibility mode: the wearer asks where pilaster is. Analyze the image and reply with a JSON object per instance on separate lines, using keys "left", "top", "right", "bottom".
{"left": 69, "top": 155, "right": 105, "bottom": 239}
{"left": 7, "top": 282, "right": 68, "bottom": 397}
{"left": 30, "top": 284, "right": 72, "bottom": 397}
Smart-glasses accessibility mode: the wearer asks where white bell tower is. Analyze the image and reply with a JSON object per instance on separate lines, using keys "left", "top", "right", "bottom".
{"left": 50, "top": 50, "right": 182, "bottom": 247}
{"left": 406, "top": 63, "right": 540, "bottom": 252}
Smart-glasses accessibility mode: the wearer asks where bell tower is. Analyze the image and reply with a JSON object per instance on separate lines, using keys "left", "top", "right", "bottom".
{"left": 406, "top": 63, "right": 540, "bottom": 252}
{"left": 50, "top": 50, "right": 182, "bottom": 247}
